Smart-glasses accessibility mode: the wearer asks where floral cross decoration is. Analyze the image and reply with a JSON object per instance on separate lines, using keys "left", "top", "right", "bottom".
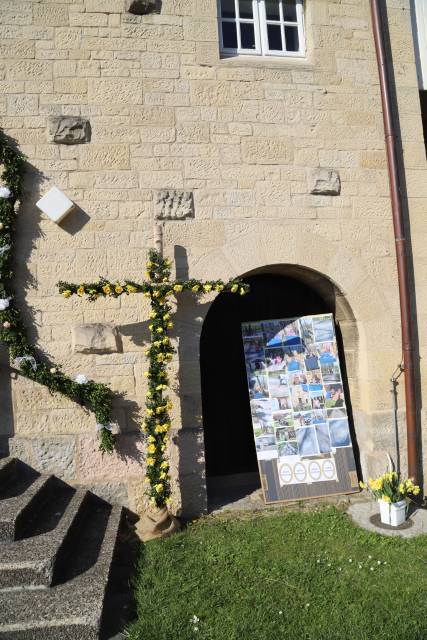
{"left": 58, "top": 250, "right": 249, "bottom": 507}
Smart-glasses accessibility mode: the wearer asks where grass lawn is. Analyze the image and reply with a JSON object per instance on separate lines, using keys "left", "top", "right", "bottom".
{"left": 126, "top": 506, "right": 427, "bottom": 640}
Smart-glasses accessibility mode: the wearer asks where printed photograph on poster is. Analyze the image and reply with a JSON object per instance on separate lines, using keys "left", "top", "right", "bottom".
{"left": 320, "top": 362, "right": 341, "bottom": 384}
{"left": 253, "top": 418, "right": 273, "bottom": 438}
{"left": 317, "top": 341, "right": 338, "bottom": 362}
{"left": 315, "top": 423, "right": 332, "bottom": 453}
{"left": 284, "top": 345, "right": 305, "bottom": 373}
{"left": 275, "top": 426, "right": 296, "bottom": 444}
{"left": 273, "top": 411, "right": 294, "bottom": 427}
{"left": 325, "top": 383, "right": 345, "bottom": 408}
{"left": 262, "top": 319, "right": 302, "bottom": 348}
{"left": 256, "top": 434, "right": 278, "bottom": 459}
{"left": 278, "top": 441, "right": 299, "bottom": 457}
{"left": 307, "top": 370, "right": 322, "bottom": 385}
{"left": 267, "top": 371, "right": 290, "bottom": 398}
{"left": 329, "top": 418, "right": 351, "bottom": 447}
{"left": 248, "top": 374, "right": 269, "bottom": 399}
{"left": 271, "top": 396, "right": 293, "bottom": 411}
{"left": 304, "top": 348, "right": 320, "bottom": 372}
{"left": 250, "top": 398, "right": 274, "bottom": 431}
{"left": 327, "top": 407, "right": 347, "bottom": 420}
{"left": 242, "top": 322, "right": 263, "bottom": 339}
{"left": 265, "top": 347, "right": 287, "bottom": 371}
{"left": 296, "top": 426, "right": 320, "bottom": 456}
{"left": 313, "top": 409, "right": 328, "bottom": 424}
{"left": 289, "top": 372, "right": 308, "bottom": 385}
{"left": 313, "top": 315, "right": 335, "bottom": 342}
{"left": 299, "top": 317, "right": 314, "bottom": 346}
{"left": 294, "top": 411, "right": 313, "bottom": 427}
{"left": 290, "top": 385, "right": 311, "bottom": 411}
{"left": 310, "top": 389, "right": 326, "bottom": 410}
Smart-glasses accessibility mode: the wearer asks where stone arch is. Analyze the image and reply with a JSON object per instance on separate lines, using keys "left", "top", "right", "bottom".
{"left": 172, "top": 231, "right": 399, "bottom": 517}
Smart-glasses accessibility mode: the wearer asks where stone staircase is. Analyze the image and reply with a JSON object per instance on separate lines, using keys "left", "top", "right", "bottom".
{"left": 0, "top": 457, "right": 134, "bottom": 639}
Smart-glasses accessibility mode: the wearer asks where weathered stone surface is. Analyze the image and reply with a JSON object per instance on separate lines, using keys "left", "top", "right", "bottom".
{"left": 47, "top": 116, "right": 91, "bottom": 145}
{"left": 125, "top": 0, "right": 159, "bottom": 14}
{"left": 72, "top": 323, "right": 121, "bottom": 354}
{"left": 308, "top": 168, "right": 341, "bottom": 195}
{"left": 32, "top": 437, "right": 76, "bottom": 481}
{"left": 154, "top": 189, "right": 194, "bottom": 220}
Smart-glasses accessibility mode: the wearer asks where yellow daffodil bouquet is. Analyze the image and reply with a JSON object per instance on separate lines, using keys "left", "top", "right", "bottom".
{"left": 360, "top": 471, "right": 420, "bottom": 503}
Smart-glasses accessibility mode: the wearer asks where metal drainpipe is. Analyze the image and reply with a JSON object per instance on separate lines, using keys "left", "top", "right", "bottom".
{"left": 370, "top": 0, "right": 419, "bottom": 483}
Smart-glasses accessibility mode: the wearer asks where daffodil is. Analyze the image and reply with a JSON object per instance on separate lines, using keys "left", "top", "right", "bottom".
{"left": 146, "top": 457, "right": 155, "bottom": 466}
{"left": 174, "top": 284, "right": 183, "bottom": 292}
{"left": 147, "top": 444, "right": 156, "bottom": 454}
{"left": 115, "top": 285, "right": 123, "bottom": 294}
{"left": 192, "top": 285, "right": 199, "bottom": 293}
{"left": 204, "top": 284, "right": 212, "bottom": 292}
{"left": 230, "top": 284, "right": 238, "bottom": 293}
{"left": 77, "top": 286, "right": 85, "bottom": 297}
{"left": 62, "top": 290, "right": 72, "bottom": 298}
{"left": 155, "top": 483, "right": 164, "bottom": 493}
{"left": 156, "top": 327, "right": 164, "bottom": 334}
{"left": 126, "top": 284, "right": 137, "bottom": 293}
{"left": 102, "top": 284, "right": 112, "bottom": 295}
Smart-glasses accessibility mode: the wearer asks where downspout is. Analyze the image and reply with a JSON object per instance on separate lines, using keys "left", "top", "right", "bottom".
{"left": 370, "top": 0, "right": 419, "bottom": 483}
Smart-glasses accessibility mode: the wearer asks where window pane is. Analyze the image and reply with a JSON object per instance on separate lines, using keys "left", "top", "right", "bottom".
{"left": 284, "top": 25, "right": 299, "bottom": 51}
{"left": 222, "top": 21, "right": 238, "bottom": 48}
{"left": 265, "top": 1, "right": 280, "bottom": 20}
{"left": 221, "top": 0, "right": 235, "bottom": 18}
{"left": 267, "top": 23, "right": 282, "bottom": 50}
{"left": 283, "top": 0, "right": 297, "bottom": 21}
{"left": 239, "top": 0, "right": 253, "bottom": 18}
{"left": 240, "top": 22, "right": 256, "bottom": 49}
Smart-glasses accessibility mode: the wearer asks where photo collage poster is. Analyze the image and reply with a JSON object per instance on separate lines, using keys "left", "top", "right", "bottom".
{"left": 241, "top": 314, "right": 358, "bottom": 503}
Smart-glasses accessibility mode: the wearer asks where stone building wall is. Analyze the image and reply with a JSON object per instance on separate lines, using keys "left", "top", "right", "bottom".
{"left": 0, "top": 0, "right": 427, "bottom": 516}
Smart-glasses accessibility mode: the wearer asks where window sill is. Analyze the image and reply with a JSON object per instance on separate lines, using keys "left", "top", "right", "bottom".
{"left": 218, "top": 53, "right": 314, "bottom": 69}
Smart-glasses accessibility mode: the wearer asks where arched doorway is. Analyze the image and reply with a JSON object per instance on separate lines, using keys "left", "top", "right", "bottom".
{"left": 200, "top": 265, "right": 358, "bottom": 508}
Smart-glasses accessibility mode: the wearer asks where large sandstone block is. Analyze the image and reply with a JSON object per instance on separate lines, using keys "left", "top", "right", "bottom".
{"left": 242, "top": 138, "right": 294, "bottom": 165}
{"left": 72, "top": 323, "right": 121, "bottom": 354}
{"left": 79, "top": 144, "right": 129, "bottom": 170}
{"left": 47, "top": 116, "right": 91, "bottom": 145}
{"left": 308, "top": 168, "right": 341, "bottom": 195}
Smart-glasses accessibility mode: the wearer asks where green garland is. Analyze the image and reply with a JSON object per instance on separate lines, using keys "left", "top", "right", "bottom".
{"left": 0, "top": 130, "right": 115, "bottom": 453}
{"left": 58, "top": 250, "right": 249, "bottom": 507}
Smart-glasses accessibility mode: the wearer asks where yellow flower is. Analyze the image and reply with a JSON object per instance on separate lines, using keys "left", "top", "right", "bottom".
{"left": 167, "top": 321, "right": 173, "bottom": 329}
{"left": 77, "top": 286, "right": 85, "bottom": 297}
{"left": 215, "top": 284, "right": 224, "bottom": 292}
{"left": 359, "top": 481, "right": 366, "bottom": 489}
{"left": 147, "top": 444, "right": 156, "bottom": 454}
{"left": 382, "top": 495, "right": 391, "bottom": 503}
{"left": 146, "top": 408, "right": 154, "bottom": 416}
{"left": 230, "top": 284, "right": 238, "bottom": 293}
{"left": 165, "top": 259, "right": 171, "bottom": 267}
{"left": 148, "top": 435, "right": 155, "bottom": 443}
{"left": 153, "top": 340, "right": 161, "bottom": 347}
{"left": 144, "top": 371, "right": 150, "bottom": 377}
{"left": 102, "top": 284, "right": 111, "bottom": 295}
{"left": 62, "top": 290, "right": 72, "bottom": 298}
{"left": 115, "top": 285, "right": 123, "bottom": 294}
{"left": 166, "top": 290, "right": 173, "bottom": 297}
{"left": 156, "top": 327, "right": 164, "bottom": 334}
{"left": 192, "top": 285, "right": 200, "bottom": 293}
{"left": 154, "top": 425, "right": 163, "bottom": 433}
{"left": 156, "top": 353, "right": 165, "bottom": 362}
{"left": 174, "top": 284, "right": 183, "bottom": 292}
{"left": 155, "top": 483, "right": 164, "bottom": 493}
{"left": 204, "top": 284, "right": 212, "bottom": 292}
{"left": 163, "top": 313, "right": 170, "bottom": 321}
{"left": 159, "top": 471, "right": 167, "bottom": 480}
{"left": 145, "top": 271, "right": 151, "bottom": 279}
{"left": 160, "top": 461, "right": 169, "bottom": 469}
{"left": 162, "top": 337, "right": 170, "bottom": 345}
{"left": 146, "top": 391, "right": 152, "bottom": 398}
{"left": 162, "top": 277, "right": 168, "bottom": 283}
{"left": 240, "top": 287, "right": 246, "bottom": 296}
{"left": 146, "top": 261, "right": 153, "bottom": 268}
{"left": 150, "top": 311, "right": 157, "bottom": 319}
{"left": 413, "top": 486, "right": 421, "bottom": 496}
{"left": 126, "top": 284, "right": 137, "bottom": 293}
{"left": 152, "top": 290, "right": 160, "bottom": 298}
{"left": 144, "top": 291, "right": 151, "bottom": 298}
{"left": 148, "top": 324, "right": 154, "bottom": 331}
{"left": 156, "top": 384, "right": 167, "bottom": 391}
{"left": 146, "top": 457, "right": 155, "bottom": 466}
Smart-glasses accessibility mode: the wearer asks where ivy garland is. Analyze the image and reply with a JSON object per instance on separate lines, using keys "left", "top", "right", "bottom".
{"left": 0, "top": 130, "right": 115, "bottom": 454}
{"left": 58, "top": 251, "right": 250, "bottom": 507}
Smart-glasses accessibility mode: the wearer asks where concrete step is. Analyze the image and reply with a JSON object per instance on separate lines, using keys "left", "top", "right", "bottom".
{"left": 0, "top": 474, "right": 54, "bottom": 543}
{"left": 0, "top": 503, "right": 123, "bottom": 639}
{"left": 0, "top": 488, "right": 88, "bottom": 589}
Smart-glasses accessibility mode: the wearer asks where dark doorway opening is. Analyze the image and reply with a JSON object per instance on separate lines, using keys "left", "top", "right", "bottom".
{"left": 200, "top": 268, "right": 337, "bottom": 510}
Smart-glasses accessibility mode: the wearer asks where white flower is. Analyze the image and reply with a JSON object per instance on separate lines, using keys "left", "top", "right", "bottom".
{"left": 278, "top": 611, "right": 283, "bottom": 615}
{"left": 0, "top": 245, "right": 10, "bottom": 257}
{"left": 377, "top": 560, "right": 381, "bottom": 565}
{"left": 75, "top": 373, "right": 88, "bottom": 384}
{"left": 0, "top": 298, "right": 10, "bottom": 311}
{"left": 0, "top": 187, "right": 11, "bottom": 199}
{"left": 191, "top": 616, "right": 200, "bottom": 624}
{"left": 370, "top": 567, "right": 374, "bottom": 571}
{"left": 96, "top": 423, "right": 113, "bottom": 432}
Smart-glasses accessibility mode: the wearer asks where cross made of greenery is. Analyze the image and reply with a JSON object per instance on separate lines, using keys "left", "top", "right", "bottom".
{"left": 58, "top": 250, "right": 249, "bottom": 507}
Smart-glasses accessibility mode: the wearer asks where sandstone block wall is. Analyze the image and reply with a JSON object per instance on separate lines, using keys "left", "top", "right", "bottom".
{"left": 0, "top": 0, "right": 427, "bottom": 515}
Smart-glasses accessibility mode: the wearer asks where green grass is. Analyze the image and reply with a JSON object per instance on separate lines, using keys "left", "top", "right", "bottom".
{"left": 126, "top": 507, "right": 427, "bottom": 640}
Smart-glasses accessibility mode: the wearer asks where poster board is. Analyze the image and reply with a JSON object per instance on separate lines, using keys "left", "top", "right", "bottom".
{"left": 241, "top": 314, "right": 359, "bottom": 504}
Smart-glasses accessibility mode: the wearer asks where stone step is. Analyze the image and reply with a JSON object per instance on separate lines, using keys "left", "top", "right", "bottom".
{"left": 0, "top": 503, "right": 123, "bottom": 639}
{"left": 0, "top": 488, "right": 88, "bottom": 589}
{"left": 0, "top": 474, "right": 54, "bottom": 543}
{"left": 0, "top": 458, "right": 39, "bottom": 501}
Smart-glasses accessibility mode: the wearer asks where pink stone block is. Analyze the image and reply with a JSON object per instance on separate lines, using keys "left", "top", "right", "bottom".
{"left": 78, "top": 433, "right": 145, "bottom": 482}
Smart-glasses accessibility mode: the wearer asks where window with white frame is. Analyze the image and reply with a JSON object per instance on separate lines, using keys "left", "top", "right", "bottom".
{"left": 218, "top": 0, "right": 305, "bottom": 57}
